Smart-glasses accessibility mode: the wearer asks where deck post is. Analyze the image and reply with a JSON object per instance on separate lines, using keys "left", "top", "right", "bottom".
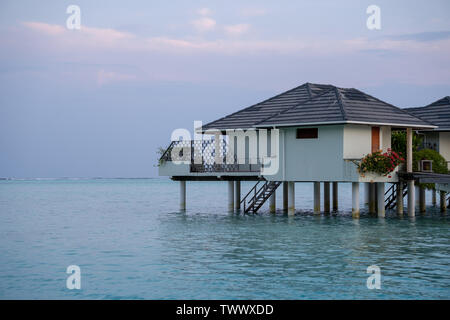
{"left": 324, "top": 182, "right": 330, "bottom": 214}
{"left": 406, "top": 128, "right": 415, "bottom": 217}
{"left": 440, "top": 191, "right": 447, "bottom": 212}
{"left": 332, "top": 182, "right": 338, "bottom": 211}
{"left": 364, "top": 183, "right": 370, "bottom": 204}
{"left": 283, "top": 182, "right": 288, "bottom": 213}
{"left": 352, "top": 182, "right": 360, "bottom": 218}
{"left": 234, "top": 180, "right": 241, "bottom": 212}
{"left": 288, "top": 182, "right": 295, "bottom": 216}
{"left": 415, "top": 186, "right": 420, "bottom": 207}
{"left": 180, "top": 180, "right": 186, "bottom": 211}
{"left": 419, "top": 186, "right": 426, "bottom": 213}
{"left": 396, "top": 182, "right": 404, "bottom": 216}
{"left": 228, "top": 181, "right": 234, "bottom": 212}
{"left": 377, "top": 182, "right": 385, "bottom": 218}
{"left": 432, "top": 189, "right": 436, "bottom": 206}
{"left": 407, "top": 181, "right": 415, "bottom": 216}
{"left": 313, "top": 182, "right": 320, "bottom": 214}
{"left": 369, "top": 182, "right": 376, "bottom": 214}
{"left": 269, "top": 191, "right": 276, "bottom": 214}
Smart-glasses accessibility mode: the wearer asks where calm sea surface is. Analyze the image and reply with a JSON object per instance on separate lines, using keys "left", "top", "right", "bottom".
{"left": 0, "top": 178, "right": 449, "bottom": 299}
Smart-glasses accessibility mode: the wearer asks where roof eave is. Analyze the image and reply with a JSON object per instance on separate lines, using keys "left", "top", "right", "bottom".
{"left": 254, "top": 120, "right": 438, "bottom": 129}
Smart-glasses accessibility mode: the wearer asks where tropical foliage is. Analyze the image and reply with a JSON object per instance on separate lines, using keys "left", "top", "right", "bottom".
{"left": 357, "top": 149, "right": 404, "bottom": 177}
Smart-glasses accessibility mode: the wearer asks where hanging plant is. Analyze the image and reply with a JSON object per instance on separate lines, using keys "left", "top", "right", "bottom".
{"left": 357, "top": 149, "right": 404, "bottom": 177}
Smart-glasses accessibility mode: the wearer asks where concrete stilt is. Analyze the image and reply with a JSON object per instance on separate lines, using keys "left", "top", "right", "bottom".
{"left": 288, "top": 182, "right": 295, "bottom": 216}
{"left": 415, "top": 186, "right": 420, "bottom": 207}
{"left": 369, "top": 183, "right": 376, "bottom": 214}
{"left": 332, "top": 182, "right": 338, "bottom": 211}
{"left": 407, "top": 180, "right": 415, "bottom": 217}
{"left": 419, "top": 186, "right": 426, "bottom": 214}
{"left": 313, "top": 182, "right": 320, "bottom": 214}
{"left": 352, "top": 182, "right": 360, "bottom": 218}
{"left": 269, "top": 191, "right": 276, "bottom": 214}
{"left": 364, "top": 183, "right": 370, "bottom": 204}
{"left": 324, "top": 182, "right": 330, "bottom": 214}
{"left": 406, "top": 128, "right": 415, "bottom": 217}
{"left": 440, "top": 191, "right": 447, "bottom": 212}
{"left": 377, "top": 182, "right": 385, "bottom": 218}
{"left": 234, "top": 180, "right": 241, "bottom": 212}
{"left": 228, "top": 181, "right": 234, "bottom": 212}
{"left": 432, "top": 189, "right": 436, "bottom": 206}
{"left": 283, "top": 182, "right": 288, "bottom": 213}
{"left": 396, "top": 182, "right": 404, "bottom": 216}
{"left": 180, "top": 180, "right": 186, "bottom": 211}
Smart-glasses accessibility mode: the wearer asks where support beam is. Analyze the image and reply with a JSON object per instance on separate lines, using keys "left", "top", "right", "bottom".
{"left": 288, "top": 182, "right": 295, "bottom": 216}
{"left": 234, "top": 181, "right": 241, "bottom": 212}
{"left": 377, "top": 182, "right": 385, "bottom": 218}
{"left": 407, "top": 180, "right": 415, "bottom": 217}
{"left": 364, "top": 183, "right": 370, "bottom": 204}
{"left": 283, "top": 182, "right": 288, "bottom": 213}
{"left": 313, "top": 182, "right": 320, "bottom": 214}
{"left": 440, "top": 191, "right": 447, "bottom": 213}
{"left": 406, "top": 128, "right": 415, "bottom": 217}
{"left": 432, "top": 189, "right": 436, "bottom": 206}
{"left": 352, "top": 182, "right": 360, "bottom": 218}
{"left": 396, "top": 182, "right": 404, "bottom": 216}
{"left": 324, "top": 182, "right": 330, "bottom": 214}
{"left": 228, "top": 181, "right": 234, "bottom": 212}
{"left": 419, "top": 186, "right": 426, "bottom": 214}
{"left": 369, "top": 183, "right": 376, "bottom": 214}
{"left": 332, "top": 182, "right": 338, "bottom": 211}
{"left": 269, "top": 191, "right": 276, "bottom": 214}
{"left": 180, "top": 180, "right": 186, "bottom": 211}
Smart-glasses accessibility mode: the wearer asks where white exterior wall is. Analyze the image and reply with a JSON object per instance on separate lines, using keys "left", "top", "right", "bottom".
{"left": 439, "top": 132, "right": 450, "bottom": 169}
{"left": 380, "top": 126, "right": 391, "bottom": 152}
{"left": 343, "top": 124, "right": 371, "bottom": 159}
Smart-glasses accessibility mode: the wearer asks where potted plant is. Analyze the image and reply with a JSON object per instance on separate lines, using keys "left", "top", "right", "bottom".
{"left": 356, "top": 149, "right": 405, "bottom": 180}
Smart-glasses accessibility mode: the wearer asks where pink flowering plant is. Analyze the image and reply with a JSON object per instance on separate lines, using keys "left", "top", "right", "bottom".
{"left": 357, "top": 149, "right": 404, "bottom": 177}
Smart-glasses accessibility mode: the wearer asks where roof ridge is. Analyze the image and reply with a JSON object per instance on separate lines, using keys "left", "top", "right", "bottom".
{"left": 334, "top": 87, "right": 347, "bottom": 121}
{"left": 352, "top": 88, "right": 435, "bottom": 126}
{"left": 305, "top": 82, "right": 313, "bottom": 98}
{"left": 202, "top": 83, "right": 309, "bottom": 129}
{"left": 253, "top": 87, "right": 338, "bottom": 126}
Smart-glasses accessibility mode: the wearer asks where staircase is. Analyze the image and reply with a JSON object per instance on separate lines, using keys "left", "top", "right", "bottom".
{"left": 385, "top": 182, "right": 408, "bottom": 210}
{"left": 241, "top": 181, "right": 282, "bottom": 213}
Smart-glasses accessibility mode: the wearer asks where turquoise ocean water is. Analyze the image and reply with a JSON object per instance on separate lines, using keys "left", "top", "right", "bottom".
{"left": 0, "top": 178, "right": 449, "bottom": 299}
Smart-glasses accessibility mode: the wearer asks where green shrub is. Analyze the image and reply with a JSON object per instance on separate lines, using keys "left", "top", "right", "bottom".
{"left": 391, "top": 130, "right": 422, "bottom": 156}
{"left": 413, "top": 149, "right": 448, "bottom": 174}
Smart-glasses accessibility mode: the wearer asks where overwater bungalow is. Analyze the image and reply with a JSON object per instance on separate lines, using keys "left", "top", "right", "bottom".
{"left": 405, "top": 97, "right": 450, "bottom": 167}
{"left": 159, "top": 83, "right": 444, "bottom": 217}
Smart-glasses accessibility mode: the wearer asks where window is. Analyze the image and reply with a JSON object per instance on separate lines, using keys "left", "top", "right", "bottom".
{"left": 371, "top": 127, "right": 380, "bottom": 152}
{"left": 296, "top": 128, "right": 318, "bottom": 139}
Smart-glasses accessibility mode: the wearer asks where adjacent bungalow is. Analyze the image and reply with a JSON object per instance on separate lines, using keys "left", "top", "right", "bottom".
{"left": 159, "top": 83, "right": 436, "bottom": 217}
{"left": 405, "top": 96, "right": 450, "bottom": 168}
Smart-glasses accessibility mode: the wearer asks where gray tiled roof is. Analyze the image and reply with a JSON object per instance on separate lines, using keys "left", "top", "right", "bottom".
{"left": 404, "top": 96, "right": 450, "bottom": 131}
{"left": 203, "top": 83, "right": 435, "bottom": 130}
{"left": 202, "top": 83, "right": 332, "bottom": 131}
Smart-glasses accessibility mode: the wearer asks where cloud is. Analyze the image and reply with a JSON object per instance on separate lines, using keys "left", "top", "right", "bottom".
{"left": 224, "top": 24, "right": 250, "bottom": 36}
{"left": 97, "top": 69, "right": 136, "bottom": 86}
{"left": 197, "top": 8, "right": 212, "bottom": 16}
{"left": 384, "top": 31, "right": 450, "bottom": 42}
{"left": 18, "top": 21, "right": 450, "bottom": 57}
{"left": 238, "top": 7, "right": 267, "bottom": 17}
{"left": 22, "top": 21, "right": 65, "bottom": 36}
{"left": 191, "top": 17, "right": 216, "bottom": 32}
